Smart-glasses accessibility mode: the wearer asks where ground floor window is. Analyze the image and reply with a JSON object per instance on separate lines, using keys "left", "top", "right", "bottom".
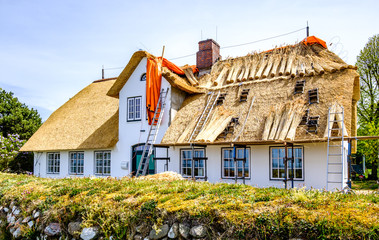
{"left": 270, "top": 146, "right": 303, "bottom": 180}
{"left": 222, "top": 148, "right": 250, "bottom": 178}
{"left": 95, "top": 151, "right": 111, "bottom": 175}
{"left": 47, "top": 152, "right": 60, "bottom": 174}
{"left": 69, "top": 152, "right": 84, "bottom": 175}
{"left": 180, "top": 149, "right": 205, "bottom": 178}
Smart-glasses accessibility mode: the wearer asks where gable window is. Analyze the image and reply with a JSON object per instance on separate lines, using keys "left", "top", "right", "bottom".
{"left": 95, "top": 151, "right": 111, "bottom": 175}
{"left": 69, "top": 152, "right": 84, "bottom": 175}
{"left": 127, "top": 96, "right": 142, "bottom": 121}
{"left": 222, "top": 148, "right": 250, "bottom": 178}
{"left": 180, "top": 149, "right": 205, "bottom": 178}
{"left": 140, "top": 73, "right": 146, "bottom": 81}
{"left": 47, "top": 152, "right": 60, "bottom": 174}
{"left": 270, "top": 146, "right": 303, "bottom": 180}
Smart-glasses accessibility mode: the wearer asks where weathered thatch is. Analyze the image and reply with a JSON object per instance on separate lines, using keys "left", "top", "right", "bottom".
{"left": 161, "top": 42, "right": 360, "bottom": 145}
{"left": 107, "top": 51, "right": 203, "bottom": 98}
{"left": 20, "top": 79, "right": 119, "bottom": 152}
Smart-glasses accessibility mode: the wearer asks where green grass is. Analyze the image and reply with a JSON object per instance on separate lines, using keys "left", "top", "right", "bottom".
{"left": 352, "top": 179, "right": 379, "bottom": 190}
{"left": 0, "top": 173, "right": 378, "bottom": 239}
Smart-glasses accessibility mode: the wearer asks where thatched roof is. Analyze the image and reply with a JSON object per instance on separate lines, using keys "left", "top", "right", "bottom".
{"left": 161, "top": 42, "right": 360, "bottom": 145}
{"left": 21, "top": 78, "right": 119, "bottom": 152}
{"left": 107, "top": 51, "right": 203, "bottom": 98}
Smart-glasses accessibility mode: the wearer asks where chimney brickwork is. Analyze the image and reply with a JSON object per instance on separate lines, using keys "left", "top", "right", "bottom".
{"left": 196, "top": 39, "right": 220, "bottom": 70}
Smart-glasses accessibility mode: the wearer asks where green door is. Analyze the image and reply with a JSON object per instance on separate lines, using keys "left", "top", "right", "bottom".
{"left": 135, "top": 151, "right": 155, "bottom": 175}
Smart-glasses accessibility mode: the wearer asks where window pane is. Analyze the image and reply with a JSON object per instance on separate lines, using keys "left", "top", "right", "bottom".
{"left": 288, "top": 169, "right": 294, "bottom": 178}
{"left": 135, "top": 98, "right": 141, "bottom": 119}
{"left": 128, "top": 99, "right": 134, "bottom": 120}
{"left": 272, "top": 158, "right": 278, "bottom": 168}
{"left": 279, "top": 169, "right": 285, "bottom": 178}
{"left": 272, "top": 148, "right": 278, "bottom": 158}
{"left": 295, "top": 148, "right": 302, "bottom": 158}
{"left": 296, "top": 158, "right": 302, "bottom": 168}
{"left": 279, "top": 158, "right": 284, "bottom": 168}
{"left": 296, "top": 169, "right": 302, "bottom": 179}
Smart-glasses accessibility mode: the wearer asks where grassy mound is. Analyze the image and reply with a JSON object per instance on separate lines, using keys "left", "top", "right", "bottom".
{"left": 0, "top": 173, "right": 378, "bottom": 239}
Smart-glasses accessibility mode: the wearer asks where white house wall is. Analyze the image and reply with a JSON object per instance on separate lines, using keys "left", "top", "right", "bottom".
{"left": 164, "top": 142, "right": 348, "bottom": 190}
{"left": 33, "top": 149, "right": 114, "bottom": 178}
{"left": 115, "top": 57, "right": 172, "bottom": 176}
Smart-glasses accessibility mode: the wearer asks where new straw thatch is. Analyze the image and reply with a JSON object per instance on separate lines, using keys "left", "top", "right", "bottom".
{"left": 20, "top": 79, "right": 119, "bottom": 152}
{"left": 161, "top": 42, "right": 360, "bottom": 145}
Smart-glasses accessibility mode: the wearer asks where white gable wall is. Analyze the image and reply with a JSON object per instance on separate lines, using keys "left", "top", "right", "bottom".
{"left": 113, "top": 57, "right": 172, "bottom": 176}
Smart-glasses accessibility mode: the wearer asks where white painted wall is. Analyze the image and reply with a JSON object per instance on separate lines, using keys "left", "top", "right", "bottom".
{"left": 113, "top": 57, "right": 172, "bottom": 176}
{"left": 163, "top": 142, "right": 349, "bottom": 190}
{"left": 33, "top": 148, "right": 113, "bottom": 178}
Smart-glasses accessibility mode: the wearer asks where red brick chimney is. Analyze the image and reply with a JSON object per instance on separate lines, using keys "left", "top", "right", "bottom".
{"left": 196, "top": 39, "right": 220, "bottom": 73}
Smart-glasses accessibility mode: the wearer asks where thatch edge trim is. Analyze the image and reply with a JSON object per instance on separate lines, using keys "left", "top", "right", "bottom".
{"left": 162, "top": 67, "right": 204, "bottom": 94}
{"left": 107, "top": 51, "right": 155, "bottom": 98}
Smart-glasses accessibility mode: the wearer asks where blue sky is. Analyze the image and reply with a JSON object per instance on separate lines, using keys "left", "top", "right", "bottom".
{"left": 1, "top": 0, "right": 378, "bottom": 121}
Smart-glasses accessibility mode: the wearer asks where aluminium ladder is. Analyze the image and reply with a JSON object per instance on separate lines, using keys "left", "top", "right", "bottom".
{"left": 136, "top": 88, "right": 169, "bottom": 177}
{"left": 187, "top": 91, "right": 220, "bottom": 142}
{"left": 326, "top": 105, "right": 346, "bottom": 191}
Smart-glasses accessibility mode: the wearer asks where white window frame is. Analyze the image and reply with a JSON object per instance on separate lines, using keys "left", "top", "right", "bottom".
{"left": 127, "top": 96, "right": 142, "bottom": 122}
{"left": 47, "top": 152, "right": 60, "bottom": 174}
{"left": 180, "top": 149, "right": 205, "bottom": 178}
{"left": 69, "top": 151, "right": 84, "bottom": 175}
{"left": 95, "top": 151, "right": 111, "bottom": 175}
{"left": 222, "top": 148, "right": 250, "bottom": 179}
{"left": 270, "top": 146, "right": 304, "bottom": 180}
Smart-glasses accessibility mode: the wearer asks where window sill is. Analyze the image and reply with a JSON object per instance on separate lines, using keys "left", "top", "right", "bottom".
{"left": 269, "top": 178, "right": 304, "bottom": 181}
{"left": 222, "top": 177, "right": 251, "bottom": 180}
{"left": 127, "top": 119, "right": 142, "bottom": 122}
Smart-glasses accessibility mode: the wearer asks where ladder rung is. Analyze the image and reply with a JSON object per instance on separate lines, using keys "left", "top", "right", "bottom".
{"left": 330, "top": 128, "right": 342, "bottom": 130}
{"left": 328, "top": 136, "right": 343, "bottom": 139}
{"left": 330, "top": 120, "right": 344, "bottom": 122}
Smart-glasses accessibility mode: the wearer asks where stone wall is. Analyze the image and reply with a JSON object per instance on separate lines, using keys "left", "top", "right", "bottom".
{"left": 0, "top": 201, "right": 211, "bottom": 240}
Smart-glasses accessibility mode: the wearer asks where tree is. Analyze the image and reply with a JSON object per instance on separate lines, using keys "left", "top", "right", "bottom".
{"left": 0, "top": 88, "right": 42, "bottom": 172}
{"left": 356, "top": 34, "right": 379, "bottom": 180}
{"left": 0, "top": 88, "right": 42, "bottom": 139}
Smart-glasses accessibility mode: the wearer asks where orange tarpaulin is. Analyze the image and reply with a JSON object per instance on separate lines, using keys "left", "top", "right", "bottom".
{"left": 146, "top": 57, "right": 197, "bottom": 125}
{"left": 302, "top": 36, "right": 327, "bottom": 49}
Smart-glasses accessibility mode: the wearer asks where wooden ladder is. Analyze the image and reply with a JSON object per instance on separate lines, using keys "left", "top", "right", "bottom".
{"left": 187, "top": 91, "right": 220, "bottom": 142}
{"left": 326, "top": 105, "right": 346, "bottom": 190}
{"left": 136, "top": 88, "right": 169, "bottom": 177}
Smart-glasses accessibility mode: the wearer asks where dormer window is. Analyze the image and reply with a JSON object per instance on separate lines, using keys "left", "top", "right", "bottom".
{"left": 140, "top": 73, "right": 146, "bottom": 81}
